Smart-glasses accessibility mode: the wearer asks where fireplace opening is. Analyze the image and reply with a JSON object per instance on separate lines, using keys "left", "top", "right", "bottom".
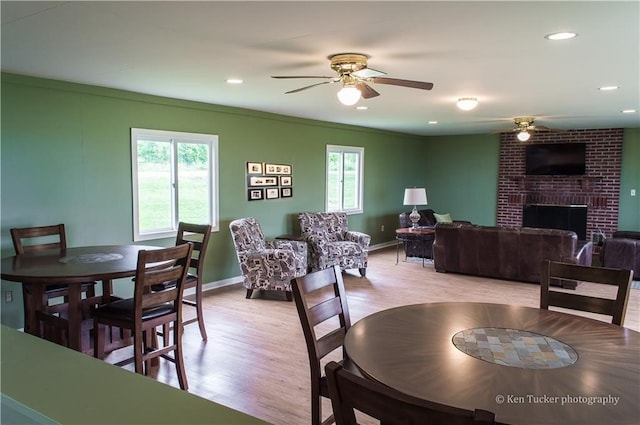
{"left": 522, "top": 204, "right": 587, "bottom": 240}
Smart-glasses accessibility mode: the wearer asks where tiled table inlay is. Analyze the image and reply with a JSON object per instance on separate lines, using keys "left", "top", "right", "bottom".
{"left": 452, "top": 327, "right": 578, "bottom": 369}
{"left": 59, "top": 253, "right": 124, "bottom": 264}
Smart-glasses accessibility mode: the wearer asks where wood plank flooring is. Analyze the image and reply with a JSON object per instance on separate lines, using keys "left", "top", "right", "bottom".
{"left": 103, "top": 247, "right": 639, "bottom": 425}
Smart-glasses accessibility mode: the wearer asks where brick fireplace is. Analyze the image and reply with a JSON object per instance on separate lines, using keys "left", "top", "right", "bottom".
{"left": 497, "top": 128, "right": 623, "bottom": 240}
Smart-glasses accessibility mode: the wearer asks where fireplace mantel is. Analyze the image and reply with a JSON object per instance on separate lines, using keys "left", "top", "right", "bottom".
{"left": 510, "top": 175, "right": 601, "bottom": 191}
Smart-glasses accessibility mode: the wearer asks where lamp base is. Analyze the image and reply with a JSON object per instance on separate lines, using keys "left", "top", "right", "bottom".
{"left": 409, "top": 206, "right": 421, "bottom": 229}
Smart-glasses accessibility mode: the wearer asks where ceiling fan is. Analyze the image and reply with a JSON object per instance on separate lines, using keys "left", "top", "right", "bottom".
{"left": 272, "top": 53, "right": 434, "bottom": 105}
{"left": 498, "top": 117, "right": 564, "bottom": 141}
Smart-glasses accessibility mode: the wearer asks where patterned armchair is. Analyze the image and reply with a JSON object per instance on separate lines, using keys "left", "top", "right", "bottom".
{"left": 229, "top": 217, "right": 307, "bottom": 301}
{"left": 298, "top": 212, "right": 371, "bottom": 277}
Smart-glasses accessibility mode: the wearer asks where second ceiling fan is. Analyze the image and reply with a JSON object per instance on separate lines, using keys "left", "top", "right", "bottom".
{"left": 500, "top": 117, "right": 564, "bottom": 141}
{"left": 272, "top": 53, "right": 434, "bottom": 105}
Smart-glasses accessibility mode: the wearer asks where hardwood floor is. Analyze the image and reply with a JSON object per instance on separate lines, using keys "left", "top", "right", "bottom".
{"left": 103, "top": 247, "right": 640, "bottom": 425}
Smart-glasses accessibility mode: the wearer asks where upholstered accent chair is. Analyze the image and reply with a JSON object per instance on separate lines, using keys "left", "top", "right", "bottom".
{"left": 298, "top": 212, "right": 371, "bottom": 277}
{"left": 229, "top": 217, "right": 308, "bottom": 300}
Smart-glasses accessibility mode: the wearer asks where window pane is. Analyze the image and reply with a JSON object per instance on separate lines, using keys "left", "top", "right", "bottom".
{"left": 177, "top": 143, "right": 210, "bottom": 224}
{"left": 343, "top": 152, "right": 359, "bottom": 210}
{"left": 137, "top": 140, "right": 172, "bottom": 231}
{"left": 327, "top": 151, "right": 342, "bottom": 211}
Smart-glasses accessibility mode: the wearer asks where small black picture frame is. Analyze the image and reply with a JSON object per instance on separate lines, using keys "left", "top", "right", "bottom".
{"left": 248, "top": 188, "right": 263, "bottom": 201}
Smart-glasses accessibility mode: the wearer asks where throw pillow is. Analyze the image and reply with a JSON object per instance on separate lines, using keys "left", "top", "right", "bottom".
{"left": 434, "top": 212, "right": 453, "bottom": 223}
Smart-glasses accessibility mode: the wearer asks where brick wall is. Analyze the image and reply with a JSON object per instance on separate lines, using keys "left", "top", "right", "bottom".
{"left": 497, "top": 128, "right": 623, "bottom": 239}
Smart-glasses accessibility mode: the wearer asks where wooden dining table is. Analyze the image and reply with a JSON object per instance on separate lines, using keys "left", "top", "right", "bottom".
{"left": 344, "top": 302, "right": 640, "bottom": 425}
{"left": 0, "top": 244, "right": 161, "bottom": 353}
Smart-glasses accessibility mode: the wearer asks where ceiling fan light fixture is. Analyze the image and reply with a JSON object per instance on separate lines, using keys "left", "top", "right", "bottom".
{"left": 456, "top": 98, "right": 478, "bottom": 111}
{"left": 517, "top": 130, "right": 531, "bottom": 142}
{"left": 337, "top": 86, "right": 361, "bottom": 106}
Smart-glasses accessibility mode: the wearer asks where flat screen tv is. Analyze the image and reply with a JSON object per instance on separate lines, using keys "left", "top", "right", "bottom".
{"left": 525, "top": 143, "right": 586, "bottom": 176}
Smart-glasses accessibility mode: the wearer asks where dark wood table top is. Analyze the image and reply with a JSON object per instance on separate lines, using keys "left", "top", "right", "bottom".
{"left": 395, "top": 227, "right": 435, "bottom": 236}
{"left": 1, "top": 244, "right": 160, "bottom": 284}
{"left": 345, "top": 302, "right": 640, "bottom": 425}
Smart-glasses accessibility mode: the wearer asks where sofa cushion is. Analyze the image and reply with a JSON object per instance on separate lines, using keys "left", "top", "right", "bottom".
{"left": 613, "top": 231, "right": 640, "bottom": 241}
{"left": 434, "top": 212, "right": 453, "bottom": 223}
{"left": 602, "top": 238, "right": 640, "bottom": 279}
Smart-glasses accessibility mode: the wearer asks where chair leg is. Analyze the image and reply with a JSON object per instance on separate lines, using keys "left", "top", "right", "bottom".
{"left": 134, "top": 331, "right": 145, "bottom": 375}
{"left": 162, "top": 323, "right": 171, "bottom": 347}
{"left": 174, "top": 320, "right": 189, "bottom": 391}
{"left": 195, "top": 286, "right": 207, "bottom": 341}
{"left": 359, "top": 267, "right": 366, "bottom": 277}
{"left": 246, "top": 289, "right": 253, "bottom": 299}
{"left": 93, "top": 322, "right": 106, "bottom": 359}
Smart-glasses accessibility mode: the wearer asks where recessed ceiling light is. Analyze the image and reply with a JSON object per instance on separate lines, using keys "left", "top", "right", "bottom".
{"left": 428, "top": 121, "right": 438, "bottom": 125}
{"left": 356, "top": 106, "right": 368, "bottom": 110}
{"left": 545, "top": 32, "right": 578, "bottom": 41}
{"left": 456, "top": 98, "right": 478, "bottom": 111}
{"left": 599, "top": 86, "right": 619, "bottom": 91}
{"left": 622, "top": 109, "right": 636, "bottom": 114}
{"left": 226, "top": 79, "right": 243, "bottom": 84}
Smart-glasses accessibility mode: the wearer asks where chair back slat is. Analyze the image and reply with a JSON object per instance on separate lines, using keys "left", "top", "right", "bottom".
{"left": 11, "top": 224, "right": 67, "bottom": 254}
{"left": 308, "top": 297, "right": 343, "bottom": 327}
{"left": 547, "top": 291, "right": 617, "bottom": 317}
{"left": 325, "top": 361, "right": 498, "bottom": 425}
{"left": 316, "top": 328, "right": 347, "bottom": 359}
{"left": 297, "top": 266, "right": 342, "bottom": 293}
{"left": 135, "top": 244, "right": 193, "bottom": 315}
{"left": 176, "top": 222, "right": 212, "bottom": 279}
{"left": 540, "top": 260, "right": 632, "bottom": 326}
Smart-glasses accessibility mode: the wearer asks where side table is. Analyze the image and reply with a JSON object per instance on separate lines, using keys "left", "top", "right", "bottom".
{"left": 395, "top": 227, "right": 435, "bottom": 267}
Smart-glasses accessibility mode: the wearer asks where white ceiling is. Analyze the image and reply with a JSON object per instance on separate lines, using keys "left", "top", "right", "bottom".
{"left": 2, "top": 1, "right": 639, "bottom": 136}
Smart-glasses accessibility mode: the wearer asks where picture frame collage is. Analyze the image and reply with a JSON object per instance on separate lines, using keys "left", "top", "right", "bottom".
{"left": 246, "top": 162, "right": 293, "bottom": 201}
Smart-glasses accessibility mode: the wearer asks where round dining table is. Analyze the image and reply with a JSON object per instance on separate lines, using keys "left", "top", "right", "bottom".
{"left": 1, "top": 245, "right": 161, "bottom": 352}
{"left": 344, "top": 302, "right": 640, "bottom": 425}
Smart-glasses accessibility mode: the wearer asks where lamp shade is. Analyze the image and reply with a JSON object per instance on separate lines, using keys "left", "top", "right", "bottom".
{"left": 403, "top": 188, "right": 428, "bottom": 206}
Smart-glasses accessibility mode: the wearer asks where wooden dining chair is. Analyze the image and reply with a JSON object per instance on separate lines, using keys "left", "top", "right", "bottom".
{"left": 325, "top": 361, "right": 499, "bottom": 425}
{"left": 292, "top": 265, "right": 352, "bottom": 425}
{"left": 155, "top": 222, "right": 212, "bottom": 342}
{"left": 540, "top": 260, "right": 633, "bottom": 326}
{"left": 93, "top": 243, "right": 193, "bottom": 390}
{"left": 10, "top": 224, "right": 97, "bottom": 335}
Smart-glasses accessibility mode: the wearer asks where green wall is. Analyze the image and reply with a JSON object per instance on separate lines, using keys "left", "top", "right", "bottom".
{"left": 619, "top": 128, "right": 640, "bottom": 230}
{"left": 1, "top": 73, "right": 637, "bottom": 328}
{"left": 421, "top": 134, "right": 500, "bottom": 225}
{"left": 0, "top": 73, "right": 426, "bottom": 327}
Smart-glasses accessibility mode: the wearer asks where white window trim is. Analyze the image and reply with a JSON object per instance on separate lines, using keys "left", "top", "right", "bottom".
{"left": 131, "top": 128, "right": 219, "bottom": 241}
{"left": 326, "top": 144, "right": 364, "bottom": 215}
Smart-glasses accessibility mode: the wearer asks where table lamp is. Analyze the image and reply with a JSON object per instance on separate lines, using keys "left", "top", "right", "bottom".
{"left": 403, "top": 188, "right": 428, "bottom": 229}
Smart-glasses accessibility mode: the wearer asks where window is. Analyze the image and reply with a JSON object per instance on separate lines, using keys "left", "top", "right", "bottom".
{"left": 131, "top": 128, "right": 218, "bottom": 241}
{"left": 326, "top": 145, "right": 364, "bottom": 214}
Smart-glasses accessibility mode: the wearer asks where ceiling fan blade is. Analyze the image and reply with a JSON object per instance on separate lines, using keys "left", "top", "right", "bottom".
{"left": 272, "top": 75, "right": 335, "bottom": 79}
{"left": 490, "top": 128, "right": 518, "bottom": 134}
{"left": 532, "top": 125, "right": 565, "bottom": 132}
{"left": 370, "top": 77, "right": 434, "bottom": 90}
{"left": 356, "top": 82, "right": 380, "bottom": 99}
{"left": 353, "top": 67, "right": 387, "bottom": 79}
{"left": 285, "top": 81, "right": 333, "bottom": 94}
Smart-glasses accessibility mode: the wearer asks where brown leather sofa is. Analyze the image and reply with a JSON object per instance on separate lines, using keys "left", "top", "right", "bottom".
{"left": 602, "top": 231, "right": 640, "bottom": 280}
{"left": 433, "top": 223, "right": 593, "bottom": 288}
